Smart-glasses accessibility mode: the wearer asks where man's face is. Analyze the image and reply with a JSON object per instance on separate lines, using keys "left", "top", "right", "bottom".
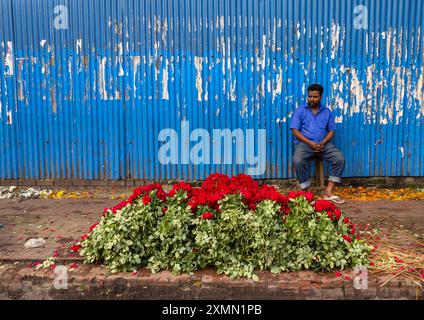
{"left": 308, "top": 91, "right": 322, "bottom": 108}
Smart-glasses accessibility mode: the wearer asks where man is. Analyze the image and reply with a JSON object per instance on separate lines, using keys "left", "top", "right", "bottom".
{"left": 290, "top": 84, "right": 346, "bottom": 204}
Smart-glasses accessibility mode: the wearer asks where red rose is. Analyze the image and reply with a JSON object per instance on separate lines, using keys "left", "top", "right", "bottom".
{"left": 202, "top": 212, "right": 214, "bottom": 220}
{"left": 142, "top": 195, "right": 152, "bottom": 205}
{"left": 343, "top": 235, "right": 352, "bottom": 243}
{"left": 334, "top": 209, "right": 342, "bottom": 220}
{"left": 88, "top": 222, "right": 99, "bottom": 234}
{"left": 71, "top": 244, "right": 81, "bottom": 252}
{"left": 162, "top": 207, "right": 168, "bottom": 214}
{"left": 168, "top": 182, "right": 193, "bottom": 198}
{"left": 304, "top": 191, "right": 314, "bottom": 202}
{"left": 314, "top": 200, "right": 337, "bottom": 212}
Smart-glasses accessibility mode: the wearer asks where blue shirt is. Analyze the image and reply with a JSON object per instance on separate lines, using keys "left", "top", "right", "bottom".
{"left": 290, "top": 103, "right": 336, "bottom": 144}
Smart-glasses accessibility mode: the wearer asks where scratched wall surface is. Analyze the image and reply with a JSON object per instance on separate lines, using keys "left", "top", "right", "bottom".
{"left": 0, "top": 0, "right": 423, "bottom": 180}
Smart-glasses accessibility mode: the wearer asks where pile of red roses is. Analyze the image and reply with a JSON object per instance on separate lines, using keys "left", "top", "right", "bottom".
{"left": 313, "top": 199, "right": 359, "bottom": 242}
{"left": 78, "top": 173, "right": 356, "bottom": 248}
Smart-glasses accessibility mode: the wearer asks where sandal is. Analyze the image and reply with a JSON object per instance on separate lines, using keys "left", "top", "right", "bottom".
{"left": 322, "top": 195, "right": 346, "bottom": 204}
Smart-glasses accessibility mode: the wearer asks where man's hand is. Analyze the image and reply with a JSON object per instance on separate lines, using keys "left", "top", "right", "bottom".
{"left": 317, "top": 142, "right": 326, "bottom": 151}
{"left": 308, "top": 142, "right": 321, "bottom": 152}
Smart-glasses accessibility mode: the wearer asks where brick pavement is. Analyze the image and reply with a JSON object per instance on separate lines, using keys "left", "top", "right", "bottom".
{"left": 0, "top": 198, "right": 423, "bottom": 300}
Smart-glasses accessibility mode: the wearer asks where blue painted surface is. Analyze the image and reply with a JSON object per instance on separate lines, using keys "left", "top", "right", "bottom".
{"left": 0, "top": 0, "right": 423, "bottom": 180}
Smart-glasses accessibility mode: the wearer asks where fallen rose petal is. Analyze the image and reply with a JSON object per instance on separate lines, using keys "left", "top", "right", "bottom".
{"left": 69, "top": 263, "right": 78, "bottom": 269}
{"left": 335, "top": 272, "right": 343, "bottom": 277}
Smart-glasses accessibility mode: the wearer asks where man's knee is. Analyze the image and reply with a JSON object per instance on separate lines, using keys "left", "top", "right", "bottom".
{"left": 293, "top": 154, "right": 308, "bottom": 167}
{"left": 334, "top": 153, "right": 345, "bottom": 167}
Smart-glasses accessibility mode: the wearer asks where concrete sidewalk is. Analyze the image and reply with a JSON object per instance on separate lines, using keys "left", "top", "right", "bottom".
{"left": 0, "top": 198, "right": 423, "bottom": 300}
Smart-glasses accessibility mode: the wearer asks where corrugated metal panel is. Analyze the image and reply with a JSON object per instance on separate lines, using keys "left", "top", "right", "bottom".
{"left": 0, "top": 0, "right": 423, "bottom": 180}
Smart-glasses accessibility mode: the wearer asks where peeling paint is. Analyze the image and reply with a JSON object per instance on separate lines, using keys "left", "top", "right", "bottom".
{"left": 5, "top": 41, "right": 14, "bottom": 76}
{"left": 272, "top": 66, "right": 283, "bottom": 103}
{"left": 99, "top": 57, "right": 107, "bottom": 100}
{"left": 229, "top": 80, "right": 236, "bottom": 101}
{"left": 335, "top": 116, "right": 343, "bottom": 123}
{"left": 194, "top": 56, "right": 203, "bottom": 102}
{"left": 330, "top": 22, "right": 341, "bottom": 60}
{"left": 50, "top": 86, "right": 56, "bottom": 113}
{"left": 414, "top": 67, "right": 424, "bottom": 118}
{"left": 16, "top": 59, "right": 25, "bottom": 101}
{"left": 162, "top": 58, "right": 169, "bottom": 100}
{"left": 6, "top": 109, "right": 12, "bottom": 125}
{"left": 349, "top": 68, "right": 364, "bottom": 115}
{"left": 241, "top": 96, "right": 248, "bottom": 118}
{"left": 76, "top": 39, "right": 82, "bottom": 54}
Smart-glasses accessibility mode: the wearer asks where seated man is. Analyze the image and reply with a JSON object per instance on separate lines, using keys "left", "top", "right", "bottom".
{"left": 290, "top": 84, "right": 346, "bottom": 204}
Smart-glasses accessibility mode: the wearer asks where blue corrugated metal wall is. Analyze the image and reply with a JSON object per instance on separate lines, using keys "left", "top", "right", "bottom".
{"left": 0, "top": 0, "right": 423, "bottom": 180}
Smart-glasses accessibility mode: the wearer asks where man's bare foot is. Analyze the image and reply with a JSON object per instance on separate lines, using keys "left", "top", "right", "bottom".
{"left": 323, "top": 190, "right": 334, "bottom": 198}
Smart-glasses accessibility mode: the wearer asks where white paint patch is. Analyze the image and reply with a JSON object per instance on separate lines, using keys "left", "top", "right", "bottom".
{"left": 99, "top": 57, "right": 108, "bottom": 100}
{"left": 335, "top": 116, "right": 343, "bottom": 123}
{"left": 414, "top": 67, "right": 424, "bottom": 119}
{"left": 162, "top": 19, "right": 168, "bottom": 44}
{"left": 241, "top": 96, "right": 248, "bottom": 118}
{"left": 133, "top": 56, "right": 140, "bottom": 98}
{"left": 330, "top": 22, "right": 341, "bottom": 60}
{"left": 296, "top": 23, "right": 301, "bottom": 40}
{"left": 6, "top": 110, "right": 12, "bottom": 125}
{"left": 229, "top": 80, "right": 237, "bottom": 101}
{"left": 76, "top": 39, "right": 82, "bottom": 54}
{"left": 40, "top": 40, "right": 46, "bottom": 47}
{"left": 117, "top": 42, "right": 124, "bottom": 77}
{"left": 5, "top": 41, "right": 14, "bottom": 76}
{"left": 162, "top": 58, "right": 169, "bottom": 100}
{"left": 194, "top": 56, "right": 203, "bottom": 102}
{"left": 393, "top": 67, "right": 405, "bottom": 125}
{"left": 350, "top": 68, "right": 364, "bottom": 115}
{"left": 386, "top": 29, "right": 392, "bottom": 63}
{"left": 272, "top": 66, "right": 283, "bottom": 103}
{"left": 221, "top": 36, "right": 226, "bottom": 75}
{"left": 400, "top": 147, "right": 405, "bottom": 159}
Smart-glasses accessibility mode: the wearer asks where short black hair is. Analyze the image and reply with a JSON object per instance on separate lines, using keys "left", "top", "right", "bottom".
{"left": 308, "top": 84, "right": 324, "bottom": 96}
